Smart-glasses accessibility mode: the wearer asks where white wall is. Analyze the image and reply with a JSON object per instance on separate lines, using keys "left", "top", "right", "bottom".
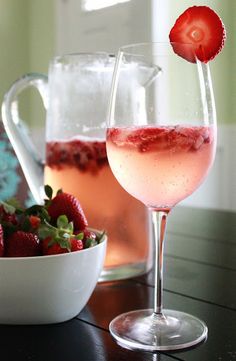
{"left": 55, "top": 0, "right": 152, "bottom": 54}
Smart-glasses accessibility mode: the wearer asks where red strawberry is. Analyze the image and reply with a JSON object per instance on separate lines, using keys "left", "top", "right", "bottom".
{"left": 5, "top": 231, "right": 41, "bottom": 257}
{"left": 39, "top": 214, "right": 84, "bottom": 255}
{"left": 0, "top": 205, "right": 18, "bottom": 226}
{"left": 46, "top": 139, "right": 108, "bottom": 173}
{"left": 29, "top": 215, "right": 41, "bottom": 229}
{"left": 169, "top": 6, "right": 226, "bottom": 63}
{"left": 42, "top": 236, "right": 83, "bottom": 255}
{"left": 42, "top": 237, "right": 68, "bottom": 256}
{"left": 81, "top": 229, "right": 97, "bottom": 248}
{"left": 47, "top": 192, "right": 88, "bottom": 230}
{"left": 0, "top": 225, "right": 4, "bottom": 256}
{"left": 70, "top": 238, "right": 84, "bottom": 252}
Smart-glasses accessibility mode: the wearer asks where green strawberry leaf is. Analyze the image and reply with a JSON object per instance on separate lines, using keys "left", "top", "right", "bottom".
{"left": 0, "top": 201, "right": 16, "bottom": 215}
{"left": 61, "top": 232, "right": 70, "bottom": 239}
{"left": 67, "top": 222, "right": 74, "bottom": 233}
{"left": 57, "top": 215, "right": 69, "bottom": 229}
{"left": 59, "top": 238, "right": 71, "bottom": 251}
{"left": 85, "top": 238, "right": 98, "bottom": 248}
{"left": 24, "top": 205, "right": 50, "bottom": 222}
{"left": 0, "top": 222, "right": 18, "bottom": 237}
{"left": 96, "top": 230, "right": 106, "bottom": 243}
{"left": 75, "top": 232, "right": 84, "bottom": 240}
{"left": 38, "top": 223, "right": 57, "bottom": 239}
{"left": 47, "top": 237, "right": 55, "bottom": 247}
{"left": 56, "top": 189, "right": 63, "bottom": 196}
{"left": 44, "top": 185, "right": 53, "bottom": 200}
{"left": 21, "top": 217, "right": 31, "bottom": 232}
{"left": 25, "top": 205, "right": 41, "bottom": 214}
{"left": 4, "top": 198, "right": 22, "bottom": 211}
{"left": 40, "top": 208, "right": 50, "bottom": 222}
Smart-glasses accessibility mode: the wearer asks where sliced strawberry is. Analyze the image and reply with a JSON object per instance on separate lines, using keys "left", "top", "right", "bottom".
{"left": 0, "top": 225, "right": 4, "bottom": 256}
{"left": 5, "top": 231, "right": 41, "bottom": 257}
{"left": 47, "top": 192, "right": 88, "bottom": 230}
{"left": 46, "top": 139, "right": 108, "bottom": 173}
{"left": 108, "top": 126, "right": 213, "bottom": 153}
{"left": 169, "top": 6, "right": 226, "bottom": 63}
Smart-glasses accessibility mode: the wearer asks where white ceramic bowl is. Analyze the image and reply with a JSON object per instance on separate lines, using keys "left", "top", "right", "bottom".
{"left": 0, "top": 233, "right": 106, "bottom": 325}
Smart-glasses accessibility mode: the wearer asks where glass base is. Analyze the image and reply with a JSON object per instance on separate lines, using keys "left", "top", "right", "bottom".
{"left": 109, "top": 309, "right": 207, "bottom": 351}
{"left": 98, "top": 261, "right": 151, "bottom": 282}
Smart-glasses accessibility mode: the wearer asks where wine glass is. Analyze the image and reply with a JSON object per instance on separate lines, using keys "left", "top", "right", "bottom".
{"left": 106, "top": 42, "right": 216, "bottom": 351}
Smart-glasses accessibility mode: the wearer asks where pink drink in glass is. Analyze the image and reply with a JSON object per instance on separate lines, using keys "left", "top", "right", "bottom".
{"left": 106, "top": 125, "right": 216, "bottom": 210}
{"left": 44, "top": 137, "right": 150, "bottom": 270}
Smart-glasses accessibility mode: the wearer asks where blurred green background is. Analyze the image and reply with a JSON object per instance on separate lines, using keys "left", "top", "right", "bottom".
{"left": 0, "top": 0, "right": 54, "bottom": 127}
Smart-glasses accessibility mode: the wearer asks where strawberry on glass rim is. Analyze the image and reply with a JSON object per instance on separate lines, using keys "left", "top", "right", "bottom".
{"left": 169, "top": 6, "right": 226, "bottom": 63}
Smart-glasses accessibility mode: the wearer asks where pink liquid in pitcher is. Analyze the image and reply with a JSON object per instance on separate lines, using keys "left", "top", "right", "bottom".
{"left": 45, "top": 137, "right": 150, "bottom": 274}
{"left": 106, "top": 125, "right": 216, "bottom": 210}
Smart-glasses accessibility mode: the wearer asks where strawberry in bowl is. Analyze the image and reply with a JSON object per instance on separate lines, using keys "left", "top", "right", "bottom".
{"left": 0, "top": 186, "right": 107, "bottom": 324}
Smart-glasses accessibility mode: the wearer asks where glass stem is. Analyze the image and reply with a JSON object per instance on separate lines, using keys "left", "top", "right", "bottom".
{"left": 152, "top": 210, "right": 169, "bottom": 315}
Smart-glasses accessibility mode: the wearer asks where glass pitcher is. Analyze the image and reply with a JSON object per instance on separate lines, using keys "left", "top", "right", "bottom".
{"left": 1, "top": 52, "right": 158, "bottom": 281}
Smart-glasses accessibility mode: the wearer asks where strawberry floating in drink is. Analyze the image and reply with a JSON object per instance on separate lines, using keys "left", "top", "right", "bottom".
{"left": 169, "top": 6, "right": 226, "bottom": 63}
{"left": 107, "top": 125, "right": 215, "bottom": 209}
{"left": 46, "top": 139, "right": 107, "bottom": 173}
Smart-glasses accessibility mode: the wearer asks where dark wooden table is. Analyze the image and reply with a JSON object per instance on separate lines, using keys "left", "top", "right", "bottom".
{"left": 0, "top": 206, "right": 235, "bottom": 361}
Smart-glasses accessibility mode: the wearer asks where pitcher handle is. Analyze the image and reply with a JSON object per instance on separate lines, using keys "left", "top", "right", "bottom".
{"left": 1, "top": 73, "right": 48, "bottom": 204}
